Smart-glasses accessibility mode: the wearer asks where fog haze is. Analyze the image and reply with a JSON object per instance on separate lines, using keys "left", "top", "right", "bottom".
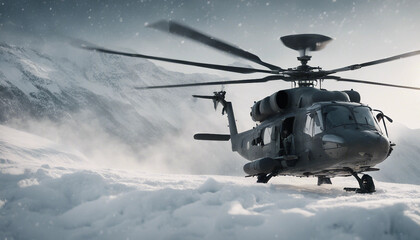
{"left": 1, "top": 0, "right": 419, "bottom": 130}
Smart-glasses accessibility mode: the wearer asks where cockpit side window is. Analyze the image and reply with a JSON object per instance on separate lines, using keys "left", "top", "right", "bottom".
{"left": 314, "top": 110, "right": 324, "bottom": 135}
{"left": 304, "top": 111, "right": 324, "bottom": 137}
{"left": 304, "top": 114, "right": 313, "bottom": 136}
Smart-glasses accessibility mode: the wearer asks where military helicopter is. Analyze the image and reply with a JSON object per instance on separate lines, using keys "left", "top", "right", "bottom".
{"left": 77, "top": 20, "right": 420, "bottom": 193}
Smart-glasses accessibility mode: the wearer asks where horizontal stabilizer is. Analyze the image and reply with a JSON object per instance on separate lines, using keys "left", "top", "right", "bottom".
{"left": 194, "top": 133, "right": 230, "bottom": 141}
{"left": 192, "top": 95, "right": 215, "bottom": 99}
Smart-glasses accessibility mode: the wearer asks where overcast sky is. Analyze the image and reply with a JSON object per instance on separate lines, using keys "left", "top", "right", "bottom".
{"left": 1, "top": 0, "right": 419, "bottom": 129}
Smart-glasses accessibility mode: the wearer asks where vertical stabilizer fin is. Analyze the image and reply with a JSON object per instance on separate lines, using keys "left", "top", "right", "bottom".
{"left": 193, "top": 91, "right": 239, "bottom": 150}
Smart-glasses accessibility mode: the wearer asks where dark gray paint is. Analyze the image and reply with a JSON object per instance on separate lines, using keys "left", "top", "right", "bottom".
{"left": 226, "top": 88, "right": 391, "bottom": 178}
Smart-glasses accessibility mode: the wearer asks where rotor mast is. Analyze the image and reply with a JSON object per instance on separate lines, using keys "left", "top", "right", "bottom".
{"left": 281, "top": 34, "right": 332, "bottom": 87}
{"left": 296, "top": 53, "right": 315, "bottom": 87}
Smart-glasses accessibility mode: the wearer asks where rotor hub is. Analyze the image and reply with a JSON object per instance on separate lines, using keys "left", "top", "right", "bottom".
{"left": 297, "top": 55, "right": 312, "bottom": 66}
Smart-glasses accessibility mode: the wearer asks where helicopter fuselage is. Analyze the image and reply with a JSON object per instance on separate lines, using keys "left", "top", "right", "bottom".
{"left": 226, "top": 88, "right": 392, "bottom": 178}
{"left": 237, "top": 102, "right": 391, "bottom": 178}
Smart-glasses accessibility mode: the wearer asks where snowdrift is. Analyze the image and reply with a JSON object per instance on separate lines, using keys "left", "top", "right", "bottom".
{"left": 1, "top": 125, "right": 420, "bottom": 240}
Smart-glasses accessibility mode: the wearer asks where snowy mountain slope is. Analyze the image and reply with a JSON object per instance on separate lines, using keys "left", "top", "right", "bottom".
{"left": 0, "top": 42, "right": 209, "bottom": 139}
{"left": 372, "top": 124, "right": 420, "bottom": 185}
{"left": 1, "top": 125, "right": 420, "bottom": 240}
{"left": 0, "top": 42, "right": 246, "bottom": 173}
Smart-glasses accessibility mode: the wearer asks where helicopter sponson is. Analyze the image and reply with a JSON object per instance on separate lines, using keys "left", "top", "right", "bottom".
{"left": 251, "top": 88, "right": 361, "bottom": 122}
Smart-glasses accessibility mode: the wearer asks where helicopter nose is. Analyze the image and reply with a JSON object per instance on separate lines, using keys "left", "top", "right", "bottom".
{"left": 323, "top": 130, "right": 390, "bottom": 164}
{"left": 348, "top": 130, "right": 389, "bottom": 162}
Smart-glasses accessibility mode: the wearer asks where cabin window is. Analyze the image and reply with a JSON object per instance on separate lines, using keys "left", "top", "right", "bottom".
{"left": 263, "top": 127, "right": 273, "bottom": 145}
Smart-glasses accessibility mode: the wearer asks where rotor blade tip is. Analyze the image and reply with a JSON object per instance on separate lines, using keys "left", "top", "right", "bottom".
{"left": 148, "top": 20, "right": 170, "bottom": 31}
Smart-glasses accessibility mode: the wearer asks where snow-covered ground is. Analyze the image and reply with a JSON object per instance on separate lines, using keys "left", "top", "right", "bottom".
{"left": 1, "top": 124, "right": 420, "bottom": 240}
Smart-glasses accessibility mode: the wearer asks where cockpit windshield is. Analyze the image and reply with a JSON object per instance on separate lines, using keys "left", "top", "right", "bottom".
{"left": 323, "top": 105, "right": 381, "bottom": 131}
{"left": 352, "top": 106, "right": 379, "bottom": 129}
{"left": 324, "top": 106, "right": 355, "bottom": 128}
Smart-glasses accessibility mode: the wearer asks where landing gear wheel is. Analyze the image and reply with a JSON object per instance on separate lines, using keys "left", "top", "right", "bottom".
{"left": 256, "top": 171, "right": 277, "bottom": 183}
{"left": 344, "top": 170, "right": 376, "bottom": 193}
{"left": 359, "top": 174, "right": 375, "bottom": 193}
{"left": 257, "top": 174, "right": 271, "bottom": 183}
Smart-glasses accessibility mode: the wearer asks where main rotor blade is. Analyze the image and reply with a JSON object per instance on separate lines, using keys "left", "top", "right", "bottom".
{"left": 325, "top": 76, "right": 420, "bottom": 90}
{"left": 73, "top": 40, "right": 273, "bottom": 74}
{"left": 149, "top": 20, "right": 283, "bottom": 71}
{"left": 136, "top": 75, "right": 288, "bottom": 89}
{"left": 327, "top": 50, "right": 420, "bottom": 73}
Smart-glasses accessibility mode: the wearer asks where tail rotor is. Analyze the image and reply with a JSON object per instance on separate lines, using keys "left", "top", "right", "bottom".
{"left": 193, "top": 91, "right": 227, "bottom": 114}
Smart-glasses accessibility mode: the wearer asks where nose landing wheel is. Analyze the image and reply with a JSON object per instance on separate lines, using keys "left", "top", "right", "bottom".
{"left": 344, "top": 169, "right": 376, "bottom": 193}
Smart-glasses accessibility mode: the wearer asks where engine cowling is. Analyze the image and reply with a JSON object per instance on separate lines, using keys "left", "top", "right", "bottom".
{"left": 342, "top": 90, "right": 361, "bottom": 103}
{"left": 251, "top": 90, "right": 289, "bottom": 122}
